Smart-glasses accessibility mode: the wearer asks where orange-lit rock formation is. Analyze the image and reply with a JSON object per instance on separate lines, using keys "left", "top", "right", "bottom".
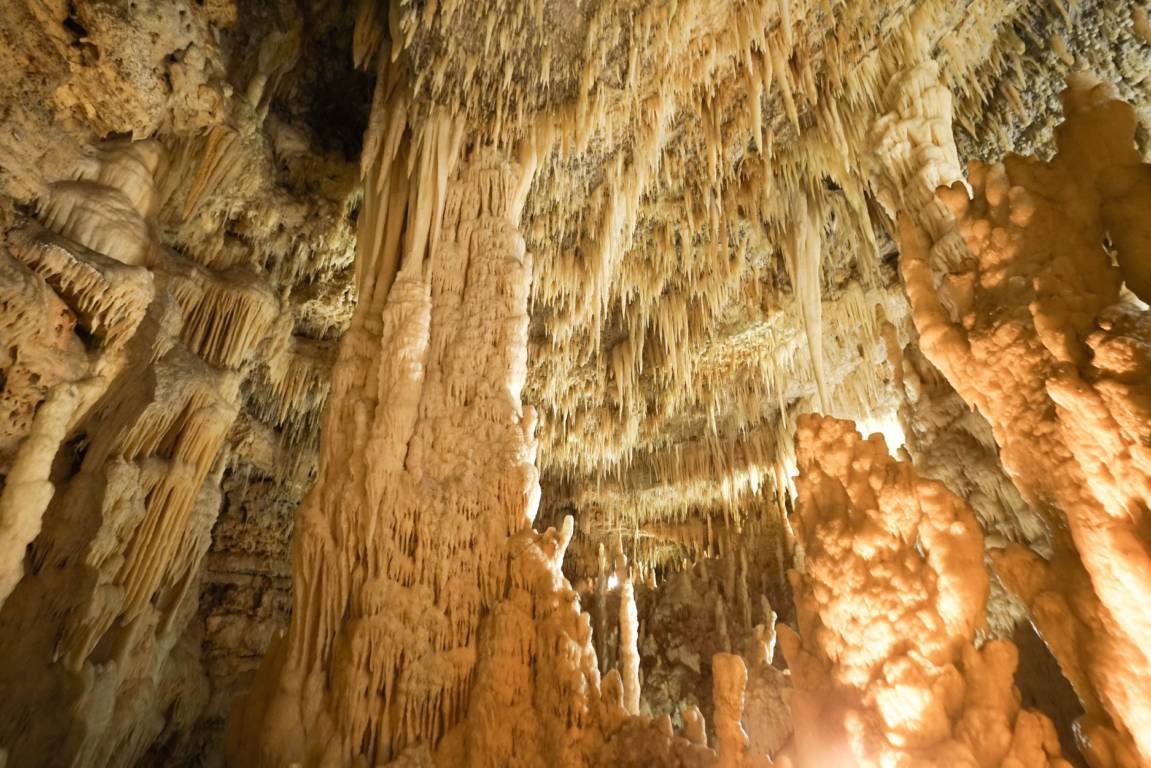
{"left": 901, "top": 77, "right": 1151, "bottom": 765}
{"left": 780, "top": 415, "right": 1070, "bottom": 768}
{"left": 227, "top": 79, "right": 535, "bottom": 758}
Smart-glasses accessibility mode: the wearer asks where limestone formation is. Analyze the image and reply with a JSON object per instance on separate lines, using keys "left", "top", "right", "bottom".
{"left": 0, "top": 1, "right": 1149, "bottom": 767}
{"left": 781, "top": 415, "right": 1070, "bottom": 768}
{"left": 900, "top": 76, "right": 1151, "bottom": 765}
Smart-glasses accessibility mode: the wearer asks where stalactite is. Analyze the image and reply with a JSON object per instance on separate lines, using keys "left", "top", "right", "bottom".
{"left": 865, "top": 36, "right": 964, "bottom": 227}
{"left": 0, "top": 141, "right": 166, "bottom": 609}
{"left": 714, "top": 599, "right": 731, "bottom": 655}
{"left": 783, "top": 193, "right": 827, "bottom": 412}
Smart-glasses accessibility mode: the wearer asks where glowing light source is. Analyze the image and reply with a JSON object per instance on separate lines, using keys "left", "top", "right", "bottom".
{"left": 856, "top": 411, "right": 907, "bottom": 456}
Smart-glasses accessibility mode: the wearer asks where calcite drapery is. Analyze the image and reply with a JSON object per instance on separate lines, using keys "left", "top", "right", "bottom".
{"left": 779, "top": 415, "right": 1069, "bottom": 768}
{"left": 900, "top": 77, "right": 1151, "bottom": 765}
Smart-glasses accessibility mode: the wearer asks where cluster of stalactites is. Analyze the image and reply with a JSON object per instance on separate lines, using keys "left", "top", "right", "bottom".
{"left": 557, "top": 276, "right": 902, "bottom": 564}
{"left": 337, "top": 1, "right": 1145, "bottom": 569}
{"left": 778, "top": 415, "right": 1069, "bottom": 767}
{"left": 165, "top": 258, "right": 281, "bottom": 370}
{"left": 0, "top": 126, "right": 288, "bottom": 767}
{"left": 49, "top": 347, "right": 241, "bottom": 671}
{"left": 519, "top": 0, "right": 1041, "bottom": 492}
{"left": 254, "top": 334, "right": 336, "bottom": 448}
{"left": 899, "top": 75, "right": 1151, "bottom": 766}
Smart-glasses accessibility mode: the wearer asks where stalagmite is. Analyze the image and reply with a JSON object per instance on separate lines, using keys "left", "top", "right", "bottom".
{"left": 759, "top": 599, "right": 777, "bottom": 665}
{"left": 780, "top": 415, "right": 1070, "bottom": 767}
{"left": 595, "top": 542, "right": 611, "bottom": 675}
{"left": 684, "top": 706, "right": 708, "bottom": 747}
{"left": 620, "top": 573, "right": 642, "bottom": 716}
{"left": 713, "top": 654, "right": 754, "bottom": 768}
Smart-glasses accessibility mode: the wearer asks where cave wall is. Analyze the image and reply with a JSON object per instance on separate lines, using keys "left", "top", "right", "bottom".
{"left": 0, "top": 0, "right": 365, "bottom": 764}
